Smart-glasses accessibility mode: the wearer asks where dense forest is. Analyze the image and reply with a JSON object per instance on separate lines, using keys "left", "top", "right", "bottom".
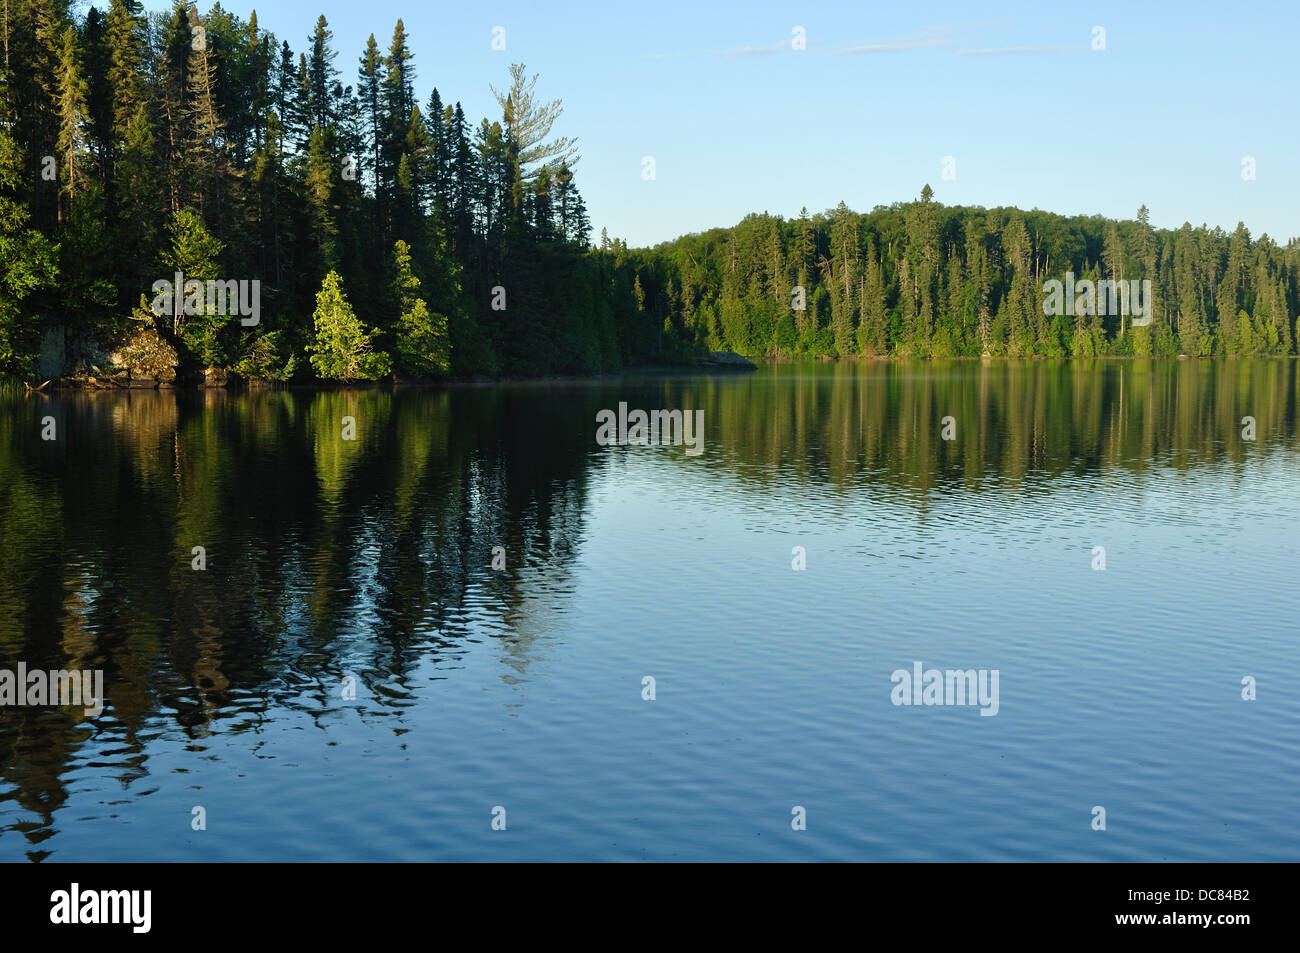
{"left": 1, "top": 3, "right": 1297, "bottom": 385}
{"left": 0, "top": 0, "right": 661, "bottom": 382}
{"left": 646, "top": 187, "right": 1300, "bottom": 361}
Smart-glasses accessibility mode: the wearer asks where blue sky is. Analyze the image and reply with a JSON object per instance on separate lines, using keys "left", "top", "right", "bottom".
{"left": 120, "top": 0, "right": 1298, "bottom": 247}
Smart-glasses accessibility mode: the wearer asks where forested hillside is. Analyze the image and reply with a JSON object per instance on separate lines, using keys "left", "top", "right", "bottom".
{"left": 638, "top": 187, "right": 1300, "bottom": 360}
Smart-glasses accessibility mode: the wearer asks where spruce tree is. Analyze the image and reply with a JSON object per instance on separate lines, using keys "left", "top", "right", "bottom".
{"left": 307, "top": 269, "right": 391, "bottom": 380}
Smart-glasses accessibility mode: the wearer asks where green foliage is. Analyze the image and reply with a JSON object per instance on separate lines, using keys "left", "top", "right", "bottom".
{"left": 168, "top": 208, "right": 223, "bottom": 281}
{"left": 166, "top": 208, "right": 228, "bottom": 366}
{"left": 390, "top": 241, "right": 449, "bottom": 376}
{"left": 0, "top": 132, "right": 59, "bottom": 371}
{"left": 234, "top": 330, "right": 298, "bottom": 381}
{"left": 307, "top": 270, "right": 391, "bottom": 380}
{"left": 634, "top": 200, "right": 1300, "bottom": 362}
{"left": 0, "top": 6, "right": 635, "bottom": 381}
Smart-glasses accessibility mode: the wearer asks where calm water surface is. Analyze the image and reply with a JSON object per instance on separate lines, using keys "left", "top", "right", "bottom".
{"left": 1, "top": 360, "right": 1297, "bottom": 861}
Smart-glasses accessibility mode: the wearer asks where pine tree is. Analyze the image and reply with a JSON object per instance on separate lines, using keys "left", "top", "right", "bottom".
{"left": 445, "top": 103, "right": 475, "bottom": 256}
{"left": 426, "top": 86, "right": 448, "bottom": 219}
{"left": 248, "top": 109, "right": 291, "bottom": 286}
{"left": 54, "top": 26, "right": 90, "bottom": 222}
{"left": 154, "top": 2, "right": 190, "bottom": 215}
{"left": 490, "top": 62, "right": 578, "bottom": 202}
{"left": 305, "top": 15, "right": 338, "bottom": 133}
{"left": 80, "top": 6, "right": 114, "bottom": 181}
{"left": 272, "top": 40, "right": 295, "bottom": 146}
{"left": 379, "top": 18, "right": 415, "bottom": 230}
{"left": 14, "top": 0, "right": 63, "bottom": 230}
{"left": 1103, "top": 222, "right": 1125, "bottom": 341}
{"left": 186, "top": 14, "right": 225, "bottom": 230}
{"left": 116, "top": 102, "right": 160, "bottom": 291}
{"left": 105, "top": 0, "right": 145, "bottom": 143}
{"left": 357, "top": 34, "right": 385, "bottom": 196}
{"left": 243, "top": 11, "right": 273, "bottom": 154}
{"left": 302, "top": 123, "right": 339, "bottom": 272}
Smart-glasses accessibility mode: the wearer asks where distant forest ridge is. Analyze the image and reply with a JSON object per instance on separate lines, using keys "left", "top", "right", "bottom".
{"left": 641, "top": 188, "right": 1299, "bottom": 361}
{"left": 1, "top": 3, "right": 1296, "bottom": 386}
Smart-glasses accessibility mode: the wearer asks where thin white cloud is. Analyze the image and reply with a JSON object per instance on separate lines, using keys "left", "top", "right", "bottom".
{"left": 820, "top": 28, "right": 952, "bottom": 55}
{"left": 955, "top": 45, "right": 1073, "bottom": 56}
{"left": 635, "top": 37, "right": 800, "bottom": 60}
{"left": 637, "top": 24, "right": 1074, "bottom": 62}
{"left": 720, "top": 38, "right": 796, "bottom": 59}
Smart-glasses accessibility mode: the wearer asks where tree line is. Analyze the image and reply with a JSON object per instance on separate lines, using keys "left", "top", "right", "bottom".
{"left": 637, "top": 185, "right": 1300, "bottom": 360}
{"left": 2, "top": 3, "right": 1295, "bottom": 382}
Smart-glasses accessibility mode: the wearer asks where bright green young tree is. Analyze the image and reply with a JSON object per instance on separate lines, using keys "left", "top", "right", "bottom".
{"left": 391, "top": 240, "right": 449, "bottom": 376}
{"left": 307, "top": 269, "right": 391, "bottom": 380}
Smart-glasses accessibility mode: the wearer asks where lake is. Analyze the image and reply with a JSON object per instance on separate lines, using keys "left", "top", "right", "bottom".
{"left": 1, "top": 359, "right": 1297, "bottom": 861}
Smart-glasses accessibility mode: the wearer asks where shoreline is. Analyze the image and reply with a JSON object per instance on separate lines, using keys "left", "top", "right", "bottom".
{"left": 11, "top": 352, "right": 1299, "bottom": 394}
